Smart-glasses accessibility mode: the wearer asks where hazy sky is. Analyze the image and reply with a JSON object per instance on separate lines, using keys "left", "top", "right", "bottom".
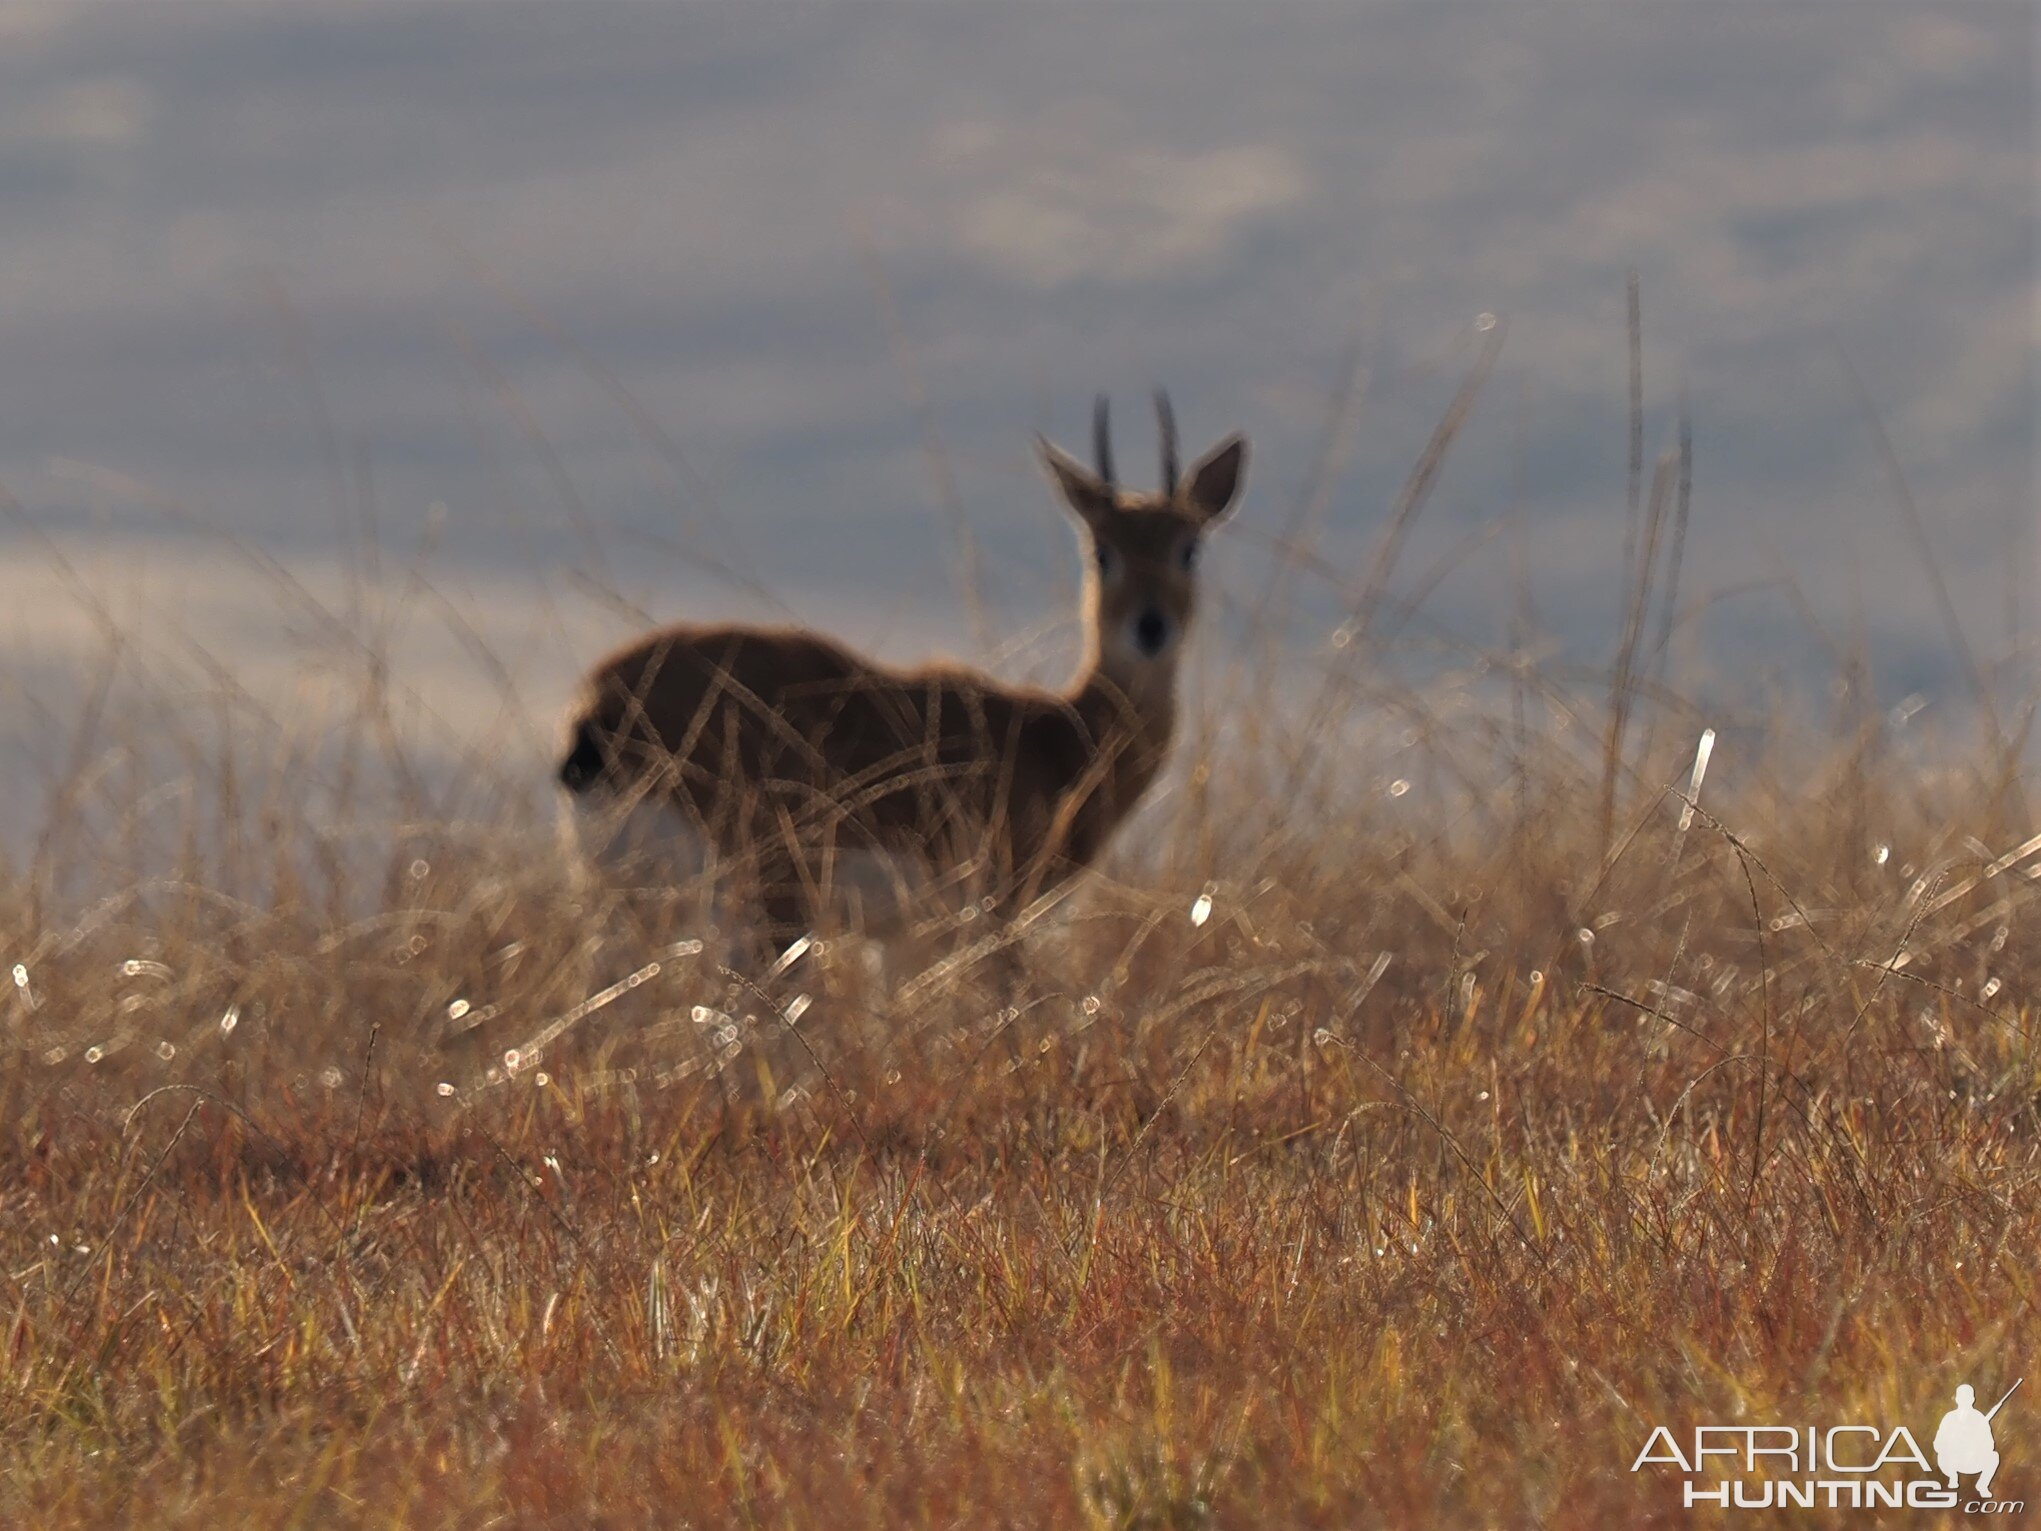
{"left": 0, "top": 2, "right": 2032, "bottom": 774}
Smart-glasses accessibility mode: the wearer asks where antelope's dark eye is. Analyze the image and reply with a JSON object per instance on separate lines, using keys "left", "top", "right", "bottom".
{"left": 1178, "top": 539, "right": 1199, "bottom": 572}
{"left": 1095, "top": 543, "right": 1120, "bottom": 578}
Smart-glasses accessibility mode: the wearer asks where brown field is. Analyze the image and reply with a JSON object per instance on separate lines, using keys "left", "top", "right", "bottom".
{"left": 2, "top": 376, "right": 2035, "bottom": 1527}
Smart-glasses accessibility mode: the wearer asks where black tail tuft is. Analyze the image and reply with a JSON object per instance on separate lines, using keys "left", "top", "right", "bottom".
{"left": 558, "top": 719, "right": 607, "bottom": 793}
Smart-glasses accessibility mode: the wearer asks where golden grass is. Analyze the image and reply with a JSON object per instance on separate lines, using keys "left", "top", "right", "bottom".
{"left": 2, "top": 312, "right": 2035, "bottom": 1524}
{"left": 1, "top": 653, "right": 2034, "bottom": 1527}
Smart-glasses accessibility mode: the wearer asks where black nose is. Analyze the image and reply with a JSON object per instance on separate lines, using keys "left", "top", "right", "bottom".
{"left": 1134, "top": 609, "right": 1168, "bottom": 657}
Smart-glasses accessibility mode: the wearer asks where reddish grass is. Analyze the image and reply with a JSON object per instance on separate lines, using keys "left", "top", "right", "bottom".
{"left": 4, "top": 304, "right": 2033, "bottom": 1523}
{"left": 1, "top": 671, "right": 2034, "bottom": 1527}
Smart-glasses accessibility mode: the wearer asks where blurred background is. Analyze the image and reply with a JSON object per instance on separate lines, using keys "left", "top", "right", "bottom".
{"left": 0, "top": 2, "right": 2031, "bottom": 843}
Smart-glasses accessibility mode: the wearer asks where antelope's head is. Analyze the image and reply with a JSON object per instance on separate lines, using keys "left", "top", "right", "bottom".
{"left": 1038, "top": 392, "right": 1248, "bottom": 683}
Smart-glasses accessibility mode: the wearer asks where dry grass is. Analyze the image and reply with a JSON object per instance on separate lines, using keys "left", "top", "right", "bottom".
{"left": 2, "top": 348, "right": 2035, "bottom": 1527}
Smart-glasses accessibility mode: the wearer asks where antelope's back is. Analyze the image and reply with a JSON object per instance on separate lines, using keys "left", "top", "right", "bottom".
{"left": 562, "top": 624, "right": 1086, "bottom": 858}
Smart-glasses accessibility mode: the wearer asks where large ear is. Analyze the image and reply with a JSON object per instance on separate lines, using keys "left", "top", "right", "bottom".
{"left": 1182, "top": 434, "right": 1248, "bottom": 522}
{"left": 1037, "top": 436, "right": 1115, "bottom": 525}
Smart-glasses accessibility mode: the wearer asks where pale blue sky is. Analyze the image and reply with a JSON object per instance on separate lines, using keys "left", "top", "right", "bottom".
{"left": 0, "top": 2, "right": 2032, "bottom": 754}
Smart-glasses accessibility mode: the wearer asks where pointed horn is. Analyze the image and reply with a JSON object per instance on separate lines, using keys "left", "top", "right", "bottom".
{"left": 1092, "top": 394, "right": 1115, "bottom": 488}
{"left": 1154, "top": 388, "right": 1179, "bottom": 492}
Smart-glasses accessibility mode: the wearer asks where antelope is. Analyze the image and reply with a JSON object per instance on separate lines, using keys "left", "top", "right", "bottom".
{"left": 557, "top": 393, "right": 1248, "bottom": 958}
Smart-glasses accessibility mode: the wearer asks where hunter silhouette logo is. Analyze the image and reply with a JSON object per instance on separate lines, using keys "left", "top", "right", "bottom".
{"left": 1937, "top": 1380, "right": 2020, "bottom": 1501}
{"left": 1632, "top": 1376, "right": 2024, "bottom": 1513}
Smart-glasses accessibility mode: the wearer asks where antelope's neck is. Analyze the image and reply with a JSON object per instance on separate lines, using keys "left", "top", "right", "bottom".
{"left": 1069, "top": 660, "right": 1178, "bottom": 792}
